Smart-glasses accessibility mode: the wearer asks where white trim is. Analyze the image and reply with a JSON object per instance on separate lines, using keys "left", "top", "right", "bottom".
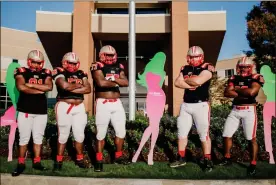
{"left": 36, "top": 10, "right": 72, "bottom": 15}
{"left": 188, "top": 11, "right": 226, "bottom": 14}
{"left": 92, "top": 13, "right": 170, "bottom": 17}
{"left": 36, "top": 10, "right": 226, "bottom": 16}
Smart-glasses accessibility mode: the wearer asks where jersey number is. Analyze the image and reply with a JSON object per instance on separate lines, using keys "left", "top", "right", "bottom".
{"left": 235, "top": 85, "right": 248, "bottom": 89}
{"left": 29, "top": 78, "right": 43, "bottom": 84}
{"left": 106, "top": 74, "right": 119, "bottom": 78}
{"left": 68, "top": 78, "right": 82, "bottom": 84}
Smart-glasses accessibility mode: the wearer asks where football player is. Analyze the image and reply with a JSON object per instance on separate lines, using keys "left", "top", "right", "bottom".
{"left": 12, "top": 50, "right": 53, "bottom": 176}
{"left": 171, "top": 46, "right": 215, "bottom": 172}
{"left": 91, "top": 45, "right": 129, "bottom": 172}
{"left": 219, "top": 57, "right": 264, "bottom": 176}
{"left": 52, "top": 52, "right": 91, "bottom": 171}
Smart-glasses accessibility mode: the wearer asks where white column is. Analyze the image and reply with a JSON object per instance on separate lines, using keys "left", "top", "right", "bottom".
{"left": 128, "top": 0, "right": 136, "bottom": 121}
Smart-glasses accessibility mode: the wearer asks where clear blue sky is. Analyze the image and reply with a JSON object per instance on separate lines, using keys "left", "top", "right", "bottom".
{"left": 1, "top": 1, "right": 259, "bottom": 60}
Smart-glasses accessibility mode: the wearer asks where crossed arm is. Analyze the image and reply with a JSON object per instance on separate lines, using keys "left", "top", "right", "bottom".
{"left": 92, "top": 70, "right": 129, "bottom": 88}
{"left": 224, "top": 82, "right": 261, "bottom": 98}
{"left": 15, "top": 75, "right": 45, "bottom": 94}
{"left": 174, "top": 73, "right": 199, "bottom": 89}
{"left": 114, "top": 71, "right": 129, "bottom": 87}
{"left": 25, "top": 76, "right": 53, "bottom": 92}
{"left": 184, "top": 70, "right": 212, "bottom": 86}
{"left": 55, "top": 76, "right": 91, "bottom": 94}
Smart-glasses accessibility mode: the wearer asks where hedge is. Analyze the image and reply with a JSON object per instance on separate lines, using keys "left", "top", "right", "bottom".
{"left": 0, "top": 104, "right": 275, "bottom": 165}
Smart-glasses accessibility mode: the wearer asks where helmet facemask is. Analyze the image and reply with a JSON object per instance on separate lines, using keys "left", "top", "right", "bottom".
{"left": 236, "top": 57, "right": 256, "bottom": 77}
{"left": 28, "top": 59, "right": 44, "bottom": 72}
{"left": 99, "top": 45, "right": 117, "bottom": 65}
{"left": 187, "top": 46, "right": 204, "bottom": 67}
{"left": 62, "top": 60, "right": 80, "bottom": 73}
{"left": 237, "top": 64, "right": 254, "bottom": 77}
{"left": 27, "top": 50, "right": 45, "bottom": 71}
{"left": 62, "top": 52, "right": 80, "bottom": 73}
{"left": 187, "top": 54, "right": 204, "bottom": 67}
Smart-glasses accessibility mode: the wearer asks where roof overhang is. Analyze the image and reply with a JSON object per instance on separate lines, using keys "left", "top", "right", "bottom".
{"left": 36, "top": 10, "right": 226, "bottom": 67}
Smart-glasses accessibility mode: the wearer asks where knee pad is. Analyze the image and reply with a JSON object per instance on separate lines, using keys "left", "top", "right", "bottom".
{"left": 115, "top": 128, "right": 126, "bottom": 139}
{"left": 58, "top": 133, "right": 69, "bottom": 144}
{"left": 96, "top": 130, "right": 107, "bottom": 141}
{"left": 19, "top": 137, "right": 30, "bottom": 146}
{"left": 33, "top": 134, "right": 43, "bottom": 145}
{"left": 74, "top": 133, "right": 85, "bottom": 143}
{"left": 199, "top": 134, "right": 208, "bottom": 142}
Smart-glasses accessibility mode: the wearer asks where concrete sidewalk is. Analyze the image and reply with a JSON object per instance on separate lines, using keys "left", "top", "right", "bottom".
{"left": 1, "top": 174, "right": 275, "bottom": 185}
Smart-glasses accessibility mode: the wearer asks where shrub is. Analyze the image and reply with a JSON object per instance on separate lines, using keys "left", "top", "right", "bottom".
{"left": 0, "top": 104, "right": 275, "bottom": 164}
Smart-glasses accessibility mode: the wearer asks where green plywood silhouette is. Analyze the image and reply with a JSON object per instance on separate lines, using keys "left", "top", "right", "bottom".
{"left": 0, "top": 60, "right": 20, "bottom": 161}
{"left": 136, "top": 52, "right": 166, "bottom": 89}
{"left": 260, "top": 65, "right": 275, "bottom": 164}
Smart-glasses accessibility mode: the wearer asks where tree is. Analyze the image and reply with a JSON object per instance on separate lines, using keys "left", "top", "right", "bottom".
{"left": 246, "top": 1, "right": 276, "bottom": 73}
{"left": 209, "top": 74, "right": 232, "bottom": 106}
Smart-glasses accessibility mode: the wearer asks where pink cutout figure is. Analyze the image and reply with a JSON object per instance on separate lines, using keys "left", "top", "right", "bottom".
{"left": 0, "top": 106, "right": 18, "bottom": 161}
{"left": 260, "top": 65, "right": 275, "bottom": 164}
{"left": 263, "top": 102, "right": 275, "bottom": 164}
{"left": 132, "top": 72, "right": 166, "bottom": 165}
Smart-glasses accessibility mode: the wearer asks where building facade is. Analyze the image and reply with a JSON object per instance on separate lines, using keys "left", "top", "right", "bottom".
{"left": 36, "top": 1, "right": 227, "bottom": 116}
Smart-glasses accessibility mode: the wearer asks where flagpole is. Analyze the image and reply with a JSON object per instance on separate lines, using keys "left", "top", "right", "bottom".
{"left": 128, "top": 0, "right": 136, "bottom": 121}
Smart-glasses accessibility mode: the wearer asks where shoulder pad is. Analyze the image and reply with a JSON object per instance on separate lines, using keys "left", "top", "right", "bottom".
{"left": 14, "top": 67, "right": 26, "bottom": 76}
{"left": 119, "top": 63, "right": 124, "bottom": 69}
{"left": 252, "top": 74, "right": 265, "bottom": 84}
{"left": 52, "top": 67, "right": 64, "bottom": 76}
{"left": 252, "top": 74, "right": 261, "bottom": 79}
{"left": 201, "top": 63, "right": 215, "bottom": 72}
{"left": 201, "top": 63, "right": 210, "bottom": 69}
{"left": 17, "top": 67, "right": 26, "bottom": 73}
{"left": 79, "top": 70, "right": 88, "bottom": 76}
{"left": 56, "top": 67, "right": 64, "bottom": 72}
{"left": 43, "top": 68, "right": 52, "bottom": 75}
{"left": 90, "top": 62, "right": 104, "bottom": 71}
{"left": 229, "top": 75, "right": 235, "bottom": 80}
{"left": 180, "top": 66, "right": 185, "bottom": 71}
{"left": 96, "top": 62, "right": 104, "bottom": 68}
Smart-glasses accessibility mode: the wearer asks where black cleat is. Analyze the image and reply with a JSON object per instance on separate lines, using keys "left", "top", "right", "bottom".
{"left": 75, "top": 159, "right": 87, "bottom": 168}
{"left": 11, "top": 163, "right": 26, "bottom": 177}
{"left": 53, "top": 161, "right": 63, "bottom": 171}
{"left": 94, "top": 161, "right": 103, "bottom": 172}
{"left": 170, "top": 156, "right": 187, "bottom": 168}
{"left": 219, "top": 157, "right": 232, "bottom": 166}
{"left": 33, "top": 162, "right": 47, "bottom": 171}
{"left": 203, "top": 158, "right": 214, "bottom": 172}
{"left": 114, "top": 156, "right": 131, "bottom": 165}
{"left": 247, "top": 164, "right": 256, "bottom": 176}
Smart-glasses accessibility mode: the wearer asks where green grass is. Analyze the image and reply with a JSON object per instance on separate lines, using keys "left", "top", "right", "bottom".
{"left": 1, "top": 157, "right": 275, "bottom": 179}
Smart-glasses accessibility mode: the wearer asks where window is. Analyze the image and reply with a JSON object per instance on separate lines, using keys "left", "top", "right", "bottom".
{"left": 225, "top": 69, "right": 234, "bottom": 78}
{"left": 97, "top": 8, "right": 167, "bottom": 14}
{"left": 0, "top": 83, "right": 13, "bottom": 111}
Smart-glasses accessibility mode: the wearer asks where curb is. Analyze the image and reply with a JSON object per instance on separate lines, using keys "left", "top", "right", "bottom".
{"left": 1, "top": 174, "right": 275, "bottom": 185}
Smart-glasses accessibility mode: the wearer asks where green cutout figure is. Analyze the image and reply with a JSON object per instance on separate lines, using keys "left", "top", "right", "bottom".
{"left": 260, "top": 65, "right": 275, "bottom": 164}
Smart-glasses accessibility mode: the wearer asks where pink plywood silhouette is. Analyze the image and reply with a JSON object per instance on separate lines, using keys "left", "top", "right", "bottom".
{"left": 260, "top": 65, "right": 275, "bottom": 164}
{"left": 132, "top": 52, "right": 166, "bottom": 165}
{"left": 0, "top": 106, "right": 17, "bottom": 161}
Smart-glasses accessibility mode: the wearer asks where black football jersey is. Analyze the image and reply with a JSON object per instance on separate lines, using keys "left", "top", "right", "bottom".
{"left": 52, "top": 67, "right": 88, "bottom": 100}
{"left": 227, "top": 74, "right": 264, "bottom": 105}
{"left": 181, "top": 63, "right": 215, "bottom": 103}
{"left": 14, "top": 67, "right": 52, "bottom": 114}
{"left": 91, "top": 62, "right": 124, "bottom": 93}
